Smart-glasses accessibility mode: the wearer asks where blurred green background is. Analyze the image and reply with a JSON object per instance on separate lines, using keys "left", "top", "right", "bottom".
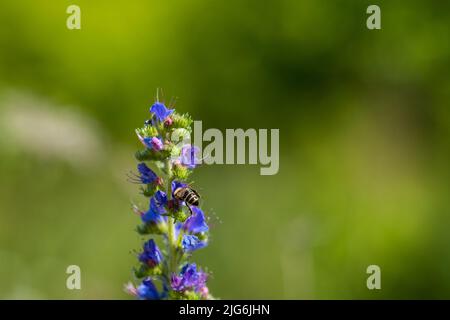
{"left": 0, "top": 0, "right": 449, "bottom": 299}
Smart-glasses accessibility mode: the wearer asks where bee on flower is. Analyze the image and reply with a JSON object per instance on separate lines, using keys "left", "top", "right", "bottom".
{"left": 125, "top": 94, "right": 213, "bottom": 300}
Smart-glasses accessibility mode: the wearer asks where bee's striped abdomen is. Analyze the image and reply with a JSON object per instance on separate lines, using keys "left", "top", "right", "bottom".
{"left": 174, "top": 187, "right": 200, "bottom": 206}
{"left": 185, "top": 191, "right": 199, "bottom": 206}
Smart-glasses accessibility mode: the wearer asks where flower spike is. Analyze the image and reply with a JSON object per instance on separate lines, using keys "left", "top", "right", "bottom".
{"left": 126, "top": 92, "right": 213, "bottom": 300}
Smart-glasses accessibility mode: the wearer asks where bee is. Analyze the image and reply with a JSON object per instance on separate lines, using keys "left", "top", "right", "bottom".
{"left": 173, "top": 186, "right": 200, "bottom": 215}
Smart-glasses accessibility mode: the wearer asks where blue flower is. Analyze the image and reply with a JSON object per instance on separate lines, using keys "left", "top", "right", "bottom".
{"left": 150, "top": 190, "right": 168, "bottom": 215}
{"left": 139, "top": 239, "right": 162, "bottom": 267}
{"left": 141, "top": 208, "right": 163, "bottom": 224}
{"left": 136, "top": 278, "right": 160, "bottom": 300}
{"left": 171, "top": 263, "right": 208, "bottom": 293}
{"left": 150, "top": 102, "right": 174, "bottom": 122}
{"left": 137, "top": 163, "right": 158, "bottom": 184}
{"left": 182, "top": 234, "right": 207, "bottom": 252}
{"left": 141, "top": 191, "right": 168, "bottom": 224}
{"left": 183, "top": 207, "right": 209, "bottom": 234}
{"left": 179, "top": 144, "right": 201, "bottom": 169}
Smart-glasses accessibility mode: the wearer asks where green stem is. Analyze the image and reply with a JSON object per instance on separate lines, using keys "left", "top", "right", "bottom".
{"left": 167, "top": 217, "right": 177, "bottom": 272}
{"left": 165, "top": 160, "right": 177, "bottom": 275}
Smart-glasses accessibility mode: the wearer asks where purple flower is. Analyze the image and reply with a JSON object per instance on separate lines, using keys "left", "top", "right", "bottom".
{"left": 182, "top": 235, "right": 207, "bottom": 252}
{"left": 137, "top": 163, "right": 158, "bottom": 184}
{"left": 139, "top": 239, "right": 162, "bottom": 267}
{"left": 179, "top": 144, "right": 201, "bottom": 169}
{"left": 171, "top": 263, "right": 208, "bottom": 293}
{"left": 135, "top": 129, "right": 164, "bottom": 151}
{"left": 170, "top": 274, "right": 184, "bottom": 291}
{"left": 136, "top": 278, "right": 160, "bottom": 300}
{"left": 183, "top": 207, "right": 209, "bottom": 234}
{"left": 141, "top": 136, "right": 163, "bottom": 151}
{"left": 150, "top": 137, "right": 163, "bottom": 151}
{"left": 150, "top": 102, "right": 174, "bottom": 122}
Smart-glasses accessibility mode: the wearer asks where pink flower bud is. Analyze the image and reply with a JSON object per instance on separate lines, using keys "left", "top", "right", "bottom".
{"left": 150, "top": 137, "right": 163, "bottom": 151}
{"left": 164, "top": 116, "right": 173, "bottom": 127}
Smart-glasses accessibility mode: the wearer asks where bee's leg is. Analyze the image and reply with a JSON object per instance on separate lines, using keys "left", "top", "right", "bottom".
{"left": 186, "top": 204, "right": 194, "bottom": 216}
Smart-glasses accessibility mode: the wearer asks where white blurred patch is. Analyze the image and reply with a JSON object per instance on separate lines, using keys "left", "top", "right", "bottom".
{"left": 0, "top": 91, "right": 104, "bottom": 167}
